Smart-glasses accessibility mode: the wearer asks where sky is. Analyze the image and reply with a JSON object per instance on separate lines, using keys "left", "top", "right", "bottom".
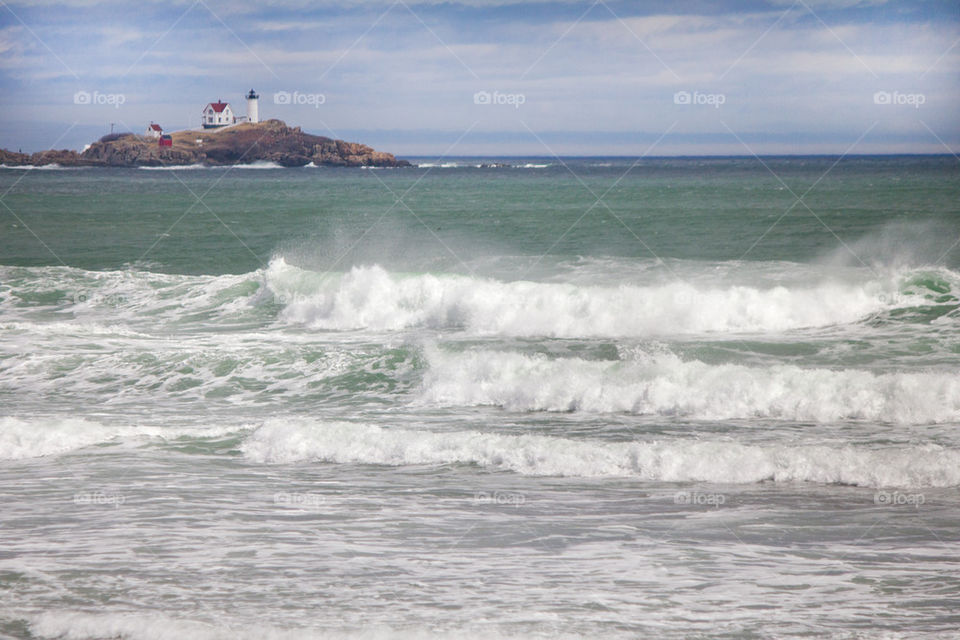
{"left": 0, "top": 0, "right": 957, "bottom": 156}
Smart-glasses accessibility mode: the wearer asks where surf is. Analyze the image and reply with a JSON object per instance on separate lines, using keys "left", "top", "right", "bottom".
{"left": 419, "top": 347, "right": 960, "bottom": 424}
{"left": 265, "top": 258, "right": 957, "bottom": 337}
{"left": 241, "top": 418, "right": 960, "bottom": 488}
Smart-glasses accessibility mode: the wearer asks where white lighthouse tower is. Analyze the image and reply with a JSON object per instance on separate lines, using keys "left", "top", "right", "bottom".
{"left": 246, "top": 89, "right": 259, "bottom": 124}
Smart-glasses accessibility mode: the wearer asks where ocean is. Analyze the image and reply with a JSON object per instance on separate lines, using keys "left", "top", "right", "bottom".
{"left": 1, "top": 156, "right": 958, "bottom": 639}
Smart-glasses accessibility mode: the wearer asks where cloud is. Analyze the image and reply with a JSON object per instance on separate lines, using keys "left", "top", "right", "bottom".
{"left": 0, "top": 26, "right": 25, "bottom": 57}
{"left": 767, "top": 0, "right": 889, "bottom": 7}
{"left": 0, "top": 0, "right": 956, "bottom": 153}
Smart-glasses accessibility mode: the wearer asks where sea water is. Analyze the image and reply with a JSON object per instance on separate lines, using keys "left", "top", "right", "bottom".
{"left": 1, "top": 156, "right": 958, "bottom": 638}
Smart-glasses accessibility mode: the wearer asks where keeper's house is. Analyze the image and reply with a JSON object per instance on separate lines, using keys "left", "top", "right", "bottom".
{"left": 202, "top": 100, "right": 234, "bottom": 129}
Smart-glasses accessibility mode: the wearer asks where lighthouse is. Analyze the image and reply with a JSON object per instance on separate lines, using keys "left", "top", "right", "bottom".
{"left": 246, "top": 89, "right": 259, "bottom": 124}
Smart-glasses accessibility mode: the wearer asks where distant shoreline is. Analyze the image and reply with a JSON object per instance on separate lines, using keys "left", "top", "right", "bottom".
{"left": 2, "top": 152, "right": 955, "bottom": 171}
{"left": 0, "top": 119, "right": 410, "bottom": 169}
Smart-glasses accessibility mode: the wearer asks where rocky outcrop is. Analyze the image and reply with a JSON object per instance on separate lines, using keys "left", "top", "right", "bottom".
{"left": 0, "top": 120, "right": 410, "bottom": 168}
{"left": 311, "top": 139, "right": 402, "bottom": 167}
{"left": 0, "top": 149, "right": 29, "bottom": 165}
{"left": 0, "top": 148, "right": 86, "bottom": 166}
{"left": 81, "top": 136, "right": 198, "bottom": 167}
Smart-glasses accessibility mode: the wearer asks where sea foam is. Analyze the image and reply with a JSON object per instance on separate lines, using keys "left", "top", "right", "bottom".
{"left": 0, "top": 417, "right": 244, "bottom": 460}
{"left": 29, "top": 611, "right": 556, "bottom": 640}
{"left": 0, "top": 416, "right": 120, "bottom": 459}
{"left": 420, "top": 349, "right": 960, "bottom": 424}
{"left": 241, "top": 418, "right": 960, "bottom": 487}
{"left": 266, "top": 259, "right": 933, "bottom": 337}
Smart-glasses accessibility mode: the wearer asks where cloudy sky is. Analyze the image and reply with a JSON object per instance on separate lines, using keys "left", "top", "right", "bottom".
{"left": 0, "top": 0, "right": 957, "bottom": 155}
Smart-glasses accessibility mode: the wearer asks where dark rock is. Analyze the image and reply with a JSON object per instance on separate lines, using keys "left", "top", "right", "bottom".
{"left": 0, "top": 119, "right": 410, "bottom": 169}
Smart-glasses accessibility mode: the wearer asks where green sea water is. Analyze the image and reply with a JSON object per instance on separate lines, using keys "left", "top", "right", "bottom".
{"left": 3, "top": 156, "right": 957, "bottom": 274}
{"left": 1, "top": 156, "right": 959, "bottom": 639}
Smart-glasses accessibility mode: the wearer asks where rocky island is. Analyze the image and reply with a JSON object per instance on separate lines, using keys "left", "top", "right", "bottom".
{"left": 0, "top": 119, "right": 410, "bottom": 168}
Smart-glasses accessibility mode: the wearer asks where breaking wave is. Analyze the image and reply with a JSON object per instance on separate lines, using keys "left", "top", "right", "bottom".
{"left": 267, "top": 259, "right": 957, "bottom": 336}
{"left": 4, "top": 259, "right": 956, "bottom": 338}
{"left": 241, "top": 418, "right": 960, "bottom": 487}
{"left": 0, "top": 417, "right": 241, "bottom": 460}
{"left": 138, "top": 163, "right": 208, "bottom": 170}
{"left": 419, "top": 348, "right": 960, "bottom": 424}
{"left": 0, "top": 417, "right": 120, "bottom": 459}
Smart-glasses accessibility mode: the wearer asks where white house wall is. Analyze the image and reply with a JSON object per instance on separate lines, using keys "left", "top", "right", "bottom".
{"left": 203, "top": 105, "right": 235, "bottom": 127}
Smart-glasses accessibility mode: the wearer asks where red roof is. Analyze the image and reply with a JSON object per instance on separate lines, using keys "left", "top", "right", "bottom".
{"left": 149, "top": 123, "right": 162, "bottom": 131}
{"left": 207, "top": 101, "right": 230, "bottom": 113}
